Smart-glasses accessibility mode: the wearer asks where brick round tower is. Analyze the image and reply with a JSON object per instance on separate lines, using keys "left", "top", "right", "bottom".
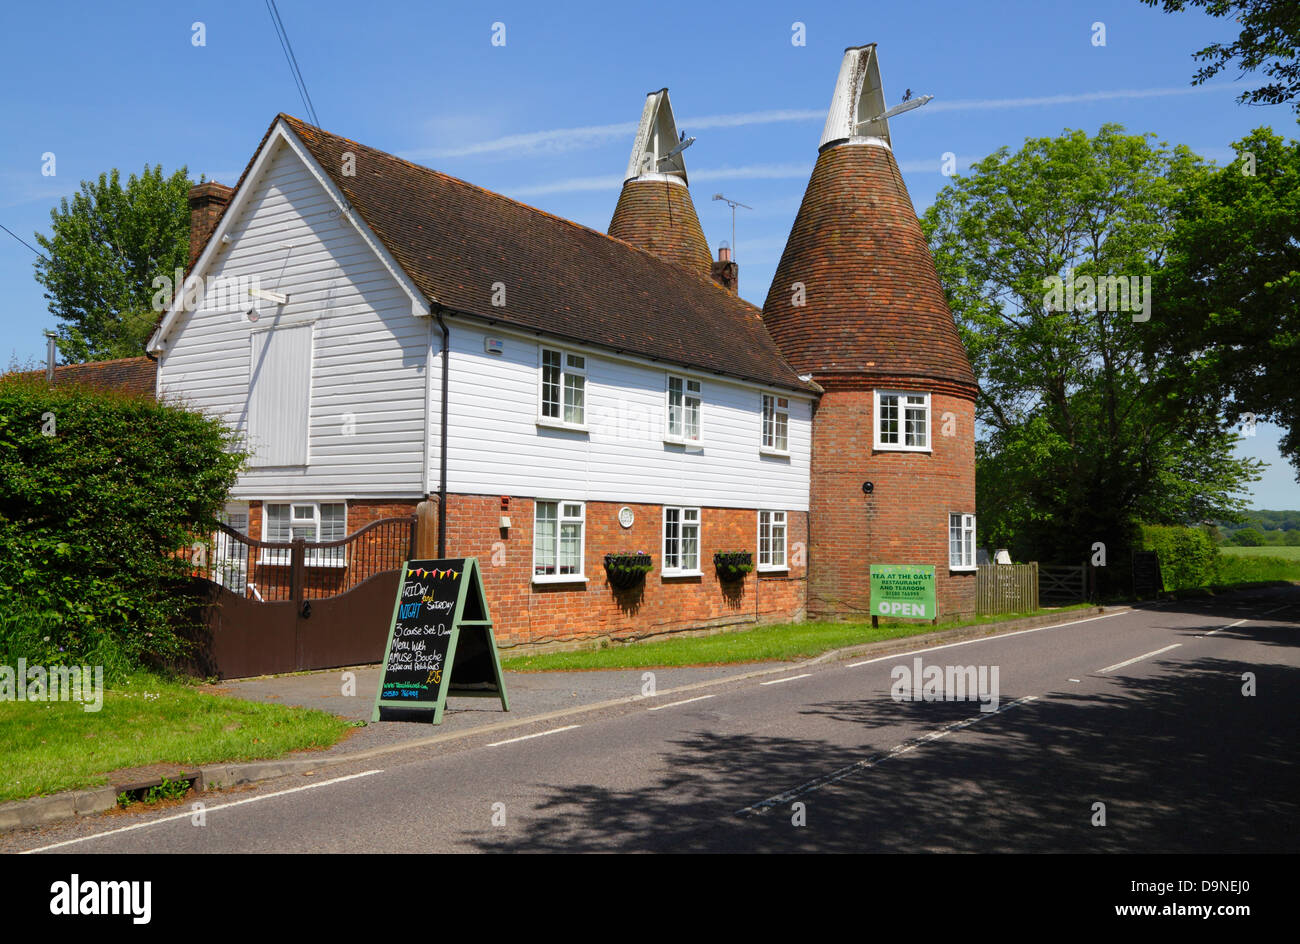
{"left": 762, "top": 45, "right": 979, "bottom": 620}
{"left": 608, "top": 89, "right": 713, "bottom": 278}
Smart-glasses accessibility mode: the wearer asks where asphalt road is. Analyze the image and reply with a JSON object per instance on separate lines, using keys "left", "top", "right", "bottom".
{"left": 13, "top": 586, "right": 1299, "bottom": 853}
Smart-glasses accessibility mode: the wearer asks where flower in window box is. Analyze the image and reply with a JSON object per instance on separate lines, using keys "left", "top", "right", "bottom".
{"left": 713, "top": 551, "right": 754, "bottom": 583}
{"left": 603, "top": 552, "right": 653, "bottom": 591}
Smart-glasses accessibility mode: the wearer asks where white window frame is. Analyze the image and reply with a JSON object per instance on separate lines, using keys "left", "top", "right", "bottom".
{"left": 875, "top": 390, "right": 931, "bottom": 452}
{"left": 761, "top": 394, "right": 790, "bottom": 455}
{"left": 662, "top": 506, "right": 702, "bottom": 576}
{"left": 665, "top": 374, "right": 703, "bottom": 445}
{"left": 758, "top": 510, "right": 788, "bottom": 572}
{"left": 537, "top": 346, "right": 588, "bottom": 431}
{"left": 259, "top": 501, "right": 348, "bottom": 567}
{"left": 533, "top": 499, "right": 587, "bottom": 583}
{"left": 949, "top": 512, "right": 977, "bottom": 571}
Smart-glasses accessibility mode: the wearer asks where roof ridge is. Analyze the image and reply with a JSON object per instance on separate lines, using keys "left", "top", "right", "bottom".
{"left": 278, "top": 114, "right": 755, "bottom": 307}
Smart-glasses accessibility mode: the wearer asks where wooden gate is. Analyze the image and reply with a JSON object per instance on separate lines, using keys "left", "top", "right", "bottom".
{"left": 191, "top": 516, "right": 417, "bottom": 679}
{"left": 1038, "top": 563, "right": 1088, "bottom": 605}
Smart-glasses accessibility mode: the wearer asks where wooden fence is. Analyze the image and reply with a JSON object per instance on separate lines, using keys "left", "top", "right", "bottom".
{"left": 976, "top": 563, "right": 1039, "bottom": 615}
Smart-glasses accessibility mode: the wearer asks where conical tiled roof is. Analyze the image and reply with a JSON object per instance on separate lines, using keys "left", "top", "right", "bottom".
{"left": 607, "top": 89, "right": 713, "bottom": 279}
{"left": 608, "top": 178, "right": 712, "bottom": 278}
{"left": 761, "top": 46, "right": 976, "bottom": 390}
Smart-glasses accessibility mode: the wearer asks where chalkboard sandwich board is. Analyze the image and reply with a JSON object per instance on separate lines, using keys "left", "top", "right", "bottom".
{"left": 371, "top": 557, "right": 509, "bottom": 724}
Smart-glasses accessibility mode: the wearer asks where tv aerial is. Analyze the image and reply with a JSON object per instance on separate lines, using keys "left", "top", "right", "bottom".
{"left": 712, "top": 193, "right": 752, "bottom": 261}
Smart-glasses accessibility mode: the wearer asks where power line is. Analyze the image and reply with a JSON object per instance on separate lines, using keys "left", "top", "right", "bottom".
{"left": 265, "top": 0, "right": 320, "bottom": 127}
{"left": 0, "top": 222, "right": 48, "bottom": 261}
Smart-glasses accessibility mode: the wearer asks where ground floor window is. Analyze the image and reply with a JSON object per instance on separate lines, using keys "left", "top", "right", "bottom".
{"left": 758, "top": 510, "right": 788, "bottom": 570}
{"left": 663, "top": 507, "right": 701, "bottom": 574}
{"left": 261, "top": 501, "right": 347, "bottom": 566}
{"left": 949, "top": 512, "right": 976, "bottom": 570}
{"left": 535, "top": 500, "right": 585, "bottom": 579}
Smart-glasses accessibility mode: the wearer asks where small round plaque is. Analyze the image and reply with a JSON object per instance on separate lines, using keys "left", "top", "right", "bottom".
{"left": 618, "top": 506, "right": 635, "bottom": 528}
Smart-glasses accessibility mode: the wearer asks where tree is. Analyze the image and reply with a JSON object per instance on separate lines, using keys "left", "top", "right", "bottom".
{"left": 1144, "top": 127, "right": 1300, "bottom": 476}
{"left": 34, "top": 165, "right": 195, "bottom": 362}
{"left": 1141, "top": 0, "right": 1300, "bottom": 114}
{"left": 1233, "top": 526, "right": 1265, "bottom": 545}
{"left": 921, "top": 125, "right": 1260, "bottom": 574}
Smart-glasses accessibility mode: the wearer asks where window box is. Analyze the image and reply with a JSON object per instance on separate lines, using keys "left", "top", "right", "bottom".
{"left": 604, "top": 552, "right": 653, "bottom": 590}
{"left": 714, "top": 550, "right": 754, "bottom": 583}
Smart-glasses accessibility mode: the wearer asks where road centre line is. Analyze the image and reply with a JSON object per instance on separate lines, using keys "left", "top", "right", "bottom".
{"left": 760, "top": 674, "right": 811, "bottom": 686}
{"left": 1098, "top": 643, "right": 1182, "bottom": 675}
{"left": 486, "top": 724, "right": 580, "bottom": 747}
{"left": 647, "top": 694, "right": 718, "bottom": 711}
{"left": 735, "top": 696, "right": 1038, "bottom": 816}
{"left": 845, "top": 610, "right": 1131, "bottom": 669}
{"left": 21, "top": 769, "right": 385, "bottom": 854}
{"left": 1205, "top": 619, "right": 1248, "bottom": 636}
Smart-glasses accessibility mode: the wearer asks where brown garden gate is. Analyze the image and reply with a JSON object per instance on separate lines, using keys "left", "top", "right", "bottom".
{"left": 191, "top": 516, "right": 417, "bottom": 679}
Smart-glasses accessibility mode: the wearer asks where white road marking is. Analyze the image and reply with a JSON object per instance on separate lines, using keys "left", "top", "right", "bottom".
{"left": 1204, "top": 619, "right": 1248, "bottom": 636}
{"left": 1068, "top": 678, "right": 1081, "bottom": 683}
{"left": 486, "top": 724, "right": 580, "bottom": 747}
{"left": 735, "top": 696, "right": 1038, "bottom": 815}
{"left": 1098, "top": 643, "right": 1182, "bottom": 674}
{"left": 760, "top": 673, "right": 811, "bottom": 686}
{"left": 647, "top": 694, "right": 718, "bottom": 711}
{"left": 845, "top": 610, "right": 1130, "bottom": 669}
{"left": 21, "top": 769, "right": 385, "bottom": 854}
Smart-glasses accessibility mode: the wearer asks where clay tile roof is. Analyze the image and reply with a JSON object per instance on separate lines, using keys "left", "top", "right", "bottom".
{"left": 608, "top": 179, "right": 713, "bottom": 278}
{"left": 275, "top": 115, "right": 808, "bottom": 392}
{"left": 9, "top": 356, "right": 156, "bottom": 397}
{"left": 761, "top": 143, "right": 976, "bottom": 390}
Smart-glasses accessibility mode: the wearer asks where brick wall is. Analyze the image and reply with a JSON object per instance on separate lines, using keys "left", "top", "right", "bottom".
{"left": 807, "top": 383, "right": 977, "bottom": 620}
{"left": 439, "top": 495, "right": 806, "bottom": 649}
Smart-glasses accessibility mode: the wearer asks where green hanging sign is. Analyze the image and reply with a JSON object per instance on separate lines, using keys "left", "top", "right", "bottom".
{"left": 371, "top": 557, "right": 509, "bottom": 724}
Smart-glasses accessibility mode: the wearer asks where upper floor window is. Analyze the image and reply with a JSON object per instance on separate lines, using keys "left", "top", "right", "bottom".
{"left": 663, "top": 507, "right": 701, "bottom": 574}
{"left": 534, "top": 500, "right": 585, "bottom": 580}
{"left": 540, "top": 347, "right": 586, "bottom": 427}
{"left": 949, "top": 513, "right": 976, "bottom": 571}
{"left": 875, "top": 390, "right": 930, "bottom": 451}
{"left": 667, "top": 375, "right": 702, "bottom": 442}
{"left": 762, "top": 394, "right": 789, "bottom": 453}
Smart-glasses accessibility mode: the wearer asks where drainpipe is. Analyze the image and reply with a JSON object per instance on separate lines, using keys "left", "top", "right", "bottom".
{"left": 434, "top": 307, "right": 450, "bottom": 557}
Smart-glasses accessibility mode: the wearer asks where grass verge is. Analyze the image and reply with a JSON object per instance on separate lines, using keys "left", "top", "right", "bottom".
{"left": 501, "top": 604, "right": 1095, "bottom": 672}
{"left": 0, "top": 672, "right": 351, "bottom": 805}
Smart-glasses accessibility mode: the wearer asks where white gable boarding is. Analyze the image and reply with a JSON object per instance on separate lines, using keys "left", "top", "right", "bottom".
{"left": 155, "top": 137, "right": 432, "bottom": 499}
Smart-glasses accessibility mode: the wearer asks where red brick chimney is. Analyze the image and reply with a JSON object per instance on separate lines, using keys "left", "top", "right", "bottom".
{"left": 188, "top": 182, "right": 234, "bottom": 270}
{"left": 710, "top": 242, "right": 738, "bottom": 294}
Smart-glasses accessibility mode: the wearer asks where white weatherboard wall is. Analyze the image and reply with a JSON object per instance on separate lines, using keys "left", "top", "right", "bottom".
{"left": 157, "top": 139, "right": 431, "bottom": 499}
{"left": 439, "top": 321, "right": 811, "bottom": 511}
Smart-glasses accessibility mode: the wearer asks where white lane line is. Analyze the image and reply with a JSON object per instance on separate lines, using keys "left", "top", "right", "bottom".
{"left": 1098, "top": 643, "right": 1182, "bottom": 675}
{"left": 647, "top": 694, "right": 718, "bottom": 711}
{"left": 21, "top": 769, "right": 384, "bottom": 854}
{"left": 735, "top": 695, "right": 1038, "bottom": 816}
{"left": 486, "top": 724, "right": 580, "bottom": 747}
{"left": 760, "top": 673, "right": 811, "bottom": 686}
{"left": 1205, "top": 618, "right": 1248, "bottom": 637}
{"left": 1068, "top": 678, "right": 1081, "bottom": 683}
{"left": 845, "top": 610, "right": 1131, "bottom": 669}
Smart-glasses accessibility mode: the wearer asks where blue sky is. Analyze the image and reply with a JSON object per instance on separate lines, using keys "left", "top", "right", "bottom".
{"left": 1, "top": 0, "right": 1296, "bottom": 507}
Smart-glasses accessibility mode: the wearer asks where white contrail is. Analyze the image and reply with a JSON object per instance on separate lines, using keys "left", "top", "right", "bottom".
{"left": 405, "top": 82, "right": 1244, "bottom": 163}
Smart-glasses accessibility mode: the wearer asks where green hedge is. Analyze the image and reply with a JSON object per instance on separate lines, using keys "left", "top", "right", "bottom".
{"left": 1138, "top": 524, "right": 1218, "bottom": 591}
{"left": 0, "top": 375, "right": 243, "bottom": 669}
